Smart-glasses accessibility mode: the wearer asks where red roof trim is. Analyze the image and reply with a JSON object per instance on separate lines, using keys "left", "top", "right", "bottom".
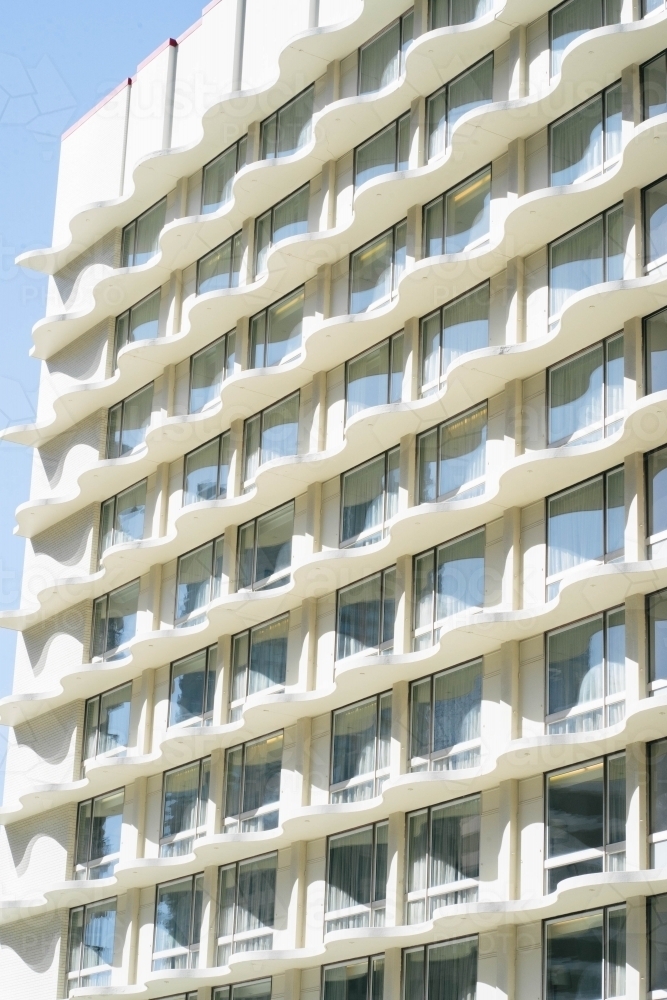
{"left": 177, "top": 18, "right": 202, "bottom": 43}
{"left": 203, "top": 0, "right": 224, "bottom": 13}
{"left": 136, "top": 37, "right": 178, "bottom": 73}
{"left": 62, "top": 77, "right": 131, "bottom": 140}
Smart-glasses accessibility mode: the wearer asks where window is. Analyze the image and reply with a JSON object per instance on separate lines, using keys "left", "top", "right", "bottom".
{"left": 183, "top": 432, "right": 230, "bottom": 506}
{"left": 216, "top": 854, "right": 277, "bottom": 963}
{"left": 175, "top": 535, "right": 224, "bottom": 625}
{"left": 113, "top": 289, "right": 160, "bottom": 367}
{"left": 649, "top": 587, "right": 667, "bottom": 689}
{"left": 330, "top": 692, "right": 391, "bottom": 803}
{"left": 647, "top": 445, "right": 667, "bottom": 556}
{"left": 152, "top": 873, "right": 203, "bottom": 970}
{"left": 549, "top": 0, "right": 621, "bottom": 78}
{"left": 346, "top": 331, "right": 404, "bottom": 420}
{"left": 550, "top": 82, "right": 621, "bottom": 186}
{"left": 189, "top": 330, "right": 235, "bottom": 413}
{"left": 645, "top": 175, "right": 667, "bottom": 271}
{"left": 409, "top": 659, "right": 482, "bottom": 770}
{"left": 649, "top": 893, "right": 667, "bottom": 992}
{"left": 121, "top": 198, "right": 166, "bottom": 266}
{"left": 355, "top": 114, "right": 410, "bottom": 188}
{"left": 67, "top": 898, "right": 117, "bottom": 991}
{"left": 243, "top": 392, "right": 299, "bottom": 487}
{"left": 548, "top": 333, "right": 623, "bottom": 446}
{"left": 645, "top": 304, "right": 667, "bottom": 395}
{"left": 358, "top": 10, "right": 413, "bottom": 94}
{"left": 418, "top": 403, "right": 487, "bottom": 503}
{"left": 202, "top": 136, "right": 247, "bottom": 213}
{"left": 255, "top": 185, "right": 309, "bottom": 275}
{"left": 649, "top": 739, "right": 667, "bottom": 866}
{"left": 546, "top": 907, "right": 626, "bottom": 1000}
{"left": 106, "top": 383, "right": 153, "bottom": 458}
{"left": 160, "top": 757, "right": 210, "bottom": 857}
{"left": 546, "top": 609, "right": 625, "bottom": 733}
{"left": 99, "top": 480, "right": 147, "bottom": 564}
{"left": 350, "top": 220, "right": 407, "bottom": 314}
{"left": 643, "top": 49, "right": 667, "bottom": 120}
{"left": 213, "top": 979, "right": 272, "bottom": 1000}
{"left": 426, "top": 56, "right": 493, "bottom": 161}
{"left": 546, "top": 467, "right": 624, "bottom": 598}
{"left": 326, "top": 822, "right": 388, "bottom": 931}
{"left": 549, "top": 205, "right": 623, "bottom": 317}
{"left": 413, "top": 531, "right": 486, "bottom": 650}
{"left": 261, "top": 85, "right": 314, "bottom": 159}
{"left": 406, "top": 794, "right": 480, "bottom": 922}
{"left": 197, "top": 231, "right": 242, "bottom": 295}
{"left": 340, "top": 447, "right": 399, "bottom": 548}
{"left": 545, "top": 754, "right": 626, "bottom": 891}
{"left": 237, "top": 502, "right": 294, "bottom": 591}
{"left": 420, "top": 283, "right": 489, "bottom": 395}
{"left": 169, "top": 646, "right": 217, "bottom": 728}
{"left": 430, "top": 0, "right": 493, "bottom": 28}
{"left": 91, "top": 579, "right": 140, "bottom": 659}
{"left": 336, "top": 568, "right": 396, "bottom": 660}
{"left": 224, "top": 731, "right": 283, "bottom": 832}
{"left": 323, "top": 957, "right": 385, "bottom": 1000}
{"left": 423, "top": 166, "right": 491, "bottom": 258}
{"left": 82, "top": 683, "right": 132, "bottom": 766}
{"left": 74, "top": 789, "right": 124, "bottom": 880}
{"left": 403, "top": 936, "right": 478, "bottom": 1000}
{"left": 250, "top": 286, "right": 304, "bottom": 368}
{"left": 230, "top": 615, "right": 288, "bottom": 722}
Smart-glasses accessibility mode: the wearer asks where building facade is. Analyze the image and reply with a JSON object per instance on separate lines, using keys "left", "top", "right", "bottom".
{"left": 4, "top": 0, "right": 667, "bottom": 997}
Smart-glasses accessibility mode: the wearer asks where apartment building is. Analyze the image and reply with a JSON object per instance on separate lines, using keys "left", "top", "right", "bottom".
{"left": 4, "top": 0, "right": 667, "bottom": 997}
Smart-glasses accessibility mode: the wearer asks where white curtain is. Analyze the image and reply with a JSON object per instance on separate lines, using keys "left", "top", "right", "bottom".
{"left": 347, "top": 340, "right": 390, "bottom": 418}
{"left": 356, "top": 122, "right": 398, "bottom": 187}
{"left": 445, "top": 167, "right": 490, "bottom": 254}
{"left": 272, "top": 184, "right": 310, "bottom": 245}
{"left": 548, "top": 345, "right": 603, "bottom": 444}
{"left": 331, "top": 698, "right": 377, "bottom": 784}
{"left": 236, "top": 855, "right": 277, "bottom": 933}
{"left": 134, "top": 199, "right": 166, "bottom": 264}
{"left": 327, "top": 828, "right": 373, "bottom": 911}
{"left": 265, "top": 287, "right": 304, "bottom": 366}
{"left": 549, "top": 216, "right": 604, "bottom": 317}
{"left": 551, "top": 96, "right": 602, "bottom": 186}
{"left": 202, "top": 144, "right": 237, "bottom": 212}
{"left": 443, "top": 283, "right": 489, "bottom": 372}
{"left": 260, "top": 392, "right": 300, "bottom": 465}
{"left": 548, "top": 478, "right": 604, "bottom": 576}
{"left": 550, "top": 0, "right": 602, "bottom": 77}
{"left": 359, "top": 21, "right": 400, "bottom": 94}
{"left": 336, "top": 575, "right": 382, "bottom": 658}
{"left": 432, "top": 661, "right": 482, "bottom": 751}
{"left": 429, "top": 796, "right": 480, "bottom": 887}
{"left": 439, "top": 405, "right": 487, "bottom": 497}
{"left": 547, "top": 616, "right": 604, "bottom": 715}
{"left": 447, "top": 56, "right": 493, "bottom": 142}
{"left": 427, "top": 938, "right": 478, "bottom": 1000}
{"left": 341, "top": 455, "right": 386, "bottom": 543}
{"left": 435, "top": 530, "right": 485, "bottom": 620}
{"left": 176, "top": 541, "right": 213, "bottom": 619}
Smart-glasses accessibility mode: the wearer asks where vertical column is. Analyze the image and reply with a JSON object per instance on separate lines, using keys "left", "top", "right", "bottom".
{"left": 209, "top": 747, "right": 226, "bottom": 835}
{"left": 502, "top": 509, "right": 522, "bottom": 611}
{"left": 507, "top": 139, "right": 525, "bottom": 200}
{"left": 412, "top": 0, "right": 429, "bottom": 36}
{"left": 149, "top": 563, "right": 162, "bottom": 631}
{"left": 305, "top": 481, "right": 323, "bottom": 557}
{"left": 228, "top": 417, "right": 245, "bottom": 499}
{"left": 166, "top": 268, "right": 183, "bottom": 337}
{"left": 625, "top": 593, "right": 648, "bottom": 712}
{"left": 400, "top": 432, "right": 417, "bottom": 509}
{"left": 135, "top": 667, "right": 155, "bottom": 754}
{"left": 409, "top": 96, "right": 425, "bottom": 169}
{"left": 125, "top": 888, "right": 141, "bottom": 985}
{"left": 508, "top": 25, "right": 527, "bottom": 100}
{"left": 623, "top": 187, "right": 643, "bottom": 281}
{"left": 311, "top": 370, "right": 327, "bottom": 453}
{"left": 626, "top": 895, "right": 647, "bottom": 1000}
{"left": 621, "top": 64, "right": 641, "bottom": 132}
{"left": 320, "top": 163, "right": 337, "bottom": 233}
{"left": 287, "top": 841, "right": 307, "bottom": 948}
{"left": 406, "top": 203, "right": 422, "bottom": 268}
{"left": 391, "top": 679, "right": 409, "bottom": 778}
{"left": 384, "top": 949, "right": 403, "bottom": 1000}
{"left": 395, "top": 554, "right": 412, "bottom": 656}
{"left": 626, "top": 741, "right": 648, "bottom": 872}
{"left": 505, "top": 258, "right": 525, "bottom": 345}
{"left": 294, "top": 716, "right": 312, "bottom": 808}
{"left": 198, "top": 865, "right": 219, "bottom": 971}
{"left": 232, "top": 0, "right": 247, "bottom": 92}
{"left": 497, "top": 778, "right": 519, "bottom": 902}
{"left": 624, "top": 315, "right": 643, "bottom": 406}
{"left": 496, "top": 927, "right": 517, "bottom": 1000}
{"left": 214, "top": 635, "right": 229, "bottom": 726}
{"left": 385, "top": 810, "right": 406, "bottom": 926}
{"left": 624, "top": 452, "right": 645, "bottom": 563}
{"left": 299, "top": 597, "right": 317, "bottom": 691}
{"left": 404, "top": 316, "right": 419, "bottom": 402}
{"left": 500, "top": 641, "right": 520, "bottom": 741}
{"left": 221, "top": 523, "right": 239, "bottom": 596}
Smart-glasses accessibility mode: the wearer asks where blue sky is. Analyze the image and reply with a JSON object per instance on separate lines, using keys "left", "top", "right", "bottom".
{"left": 0, "top": 0, "right": 206, "bottom": 784}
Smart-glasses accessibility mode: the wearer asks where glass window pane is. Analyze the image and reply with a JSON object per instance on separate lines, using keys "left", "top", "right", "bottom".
{"left": 260, "top": 393, "right": 300, "bottom": 465}
{"left": 421, "top": 311, "right": 441, "bottom": 389}
{"left": 551, "top": 97, "right": 603, "bottom": 186}
{"left": 418, "top": 429, "right": 438, "bottom": 502}
{"left": 549, "top": 345, "right": 603, "bottom": 444}
{"left": 203, "top": 144, "right": 238, "bottom": 213}
{"left": 120, "top": 222, "right": 135, "bottom": 268}
{"left": 410, "top": 678, "right": 431, "bottom": 759}
{"left": 272, "top": 186, "right": 309, "bottom": 246}
{"left": 607, "top": 907, "right": 626, "bottom": 998}
{"left": 606, "top": 204, "right": 624, "bottom": 281}
{"left": 99, "top": 497, "right": 115, "bottom": 560}
{"left": 198, "top": 236, "right": 235, "bottom": 294}
{"left": 119, "top": 384, "right": 153, "bottom": 454}
{"left": 190, "top": 336, "right": 226, "bottom": 413}
{"left": 435, "top": 530, "right": 485, "bottom": 620}
{"left": 341, "top": 455, "right": 386, "bottom": 544}
{"left": 359, "top": 21, "right": 400, "bottom": 94}
{"left": 651, "top": 739, "right": 667, "bottom": 834}
{"left": 224, "top": 746, "right": 243, "bottom": 820}
{"left": 356, "top": 122, "right": 398, "bottom": 188}
{"left": 350, "top": 230, "right": 394, "bottom": 313}
{"left": 276, "top": 87, "right": 314, "bottom": 158}
{"left": 390, "top": 330, "right": 403, "bottom": 404}
{"left": 83, "top": 696, "right": 100, "bottom": 761}
{"left": 176, "top": 542, "right": 213, "bottom": 619}
{"left": 154, "top": 878, "right": 194, "bottom": 955}
{"left": 546, "top": 912, "right": 603, "bottom": 1000}
{"left": 75, "top": 800, "right": 92, "bottom": 867}
{"left": 606, "top": 608, "right": 625, "bottom": 698}
{"left": 133, "top": 200, "right": 166, "bottom": 265}
{"left": 90, "top": 790, "right": 124, "bottom": 865}
{"left": 646, "top": 306, "right": 667, "bottom": 395}
{"left": 98, "top": 683, "right": 131, "bottom": 753}
{"left": 607, "top": 754, "right": 625, "bottom": 845}
{"left": 404, "top": 949, "right": 425, "bottom": 1000}
{"left": 106, "top": 402, "right": 122, "bottom": 459}
{"left": 81, "top": 899, "right": 117, "bottom": 973}
{"left": 643, "top": 54, "right": 667, "bottom": 121}
{"left": 170, "top": 650, "right": 207, "bottom": 726}
{"left": 606, "top": 467, "right": 625, "bottom": 555}
{"left": 650, "top": 894, "right": 667, "bottom": 992}
{"left": 548, "top": 478, "right": 604, "bottom": 577}
{"left": 646, "top": 178, "right": 667, "bottom": 265}
{"left": 347, "top": 340, "right": 390, "bottom": 419}
{"left": 261, "top": 114, "right": 277, "bottom": 159}
{"left": 442, "top": 283, "right": 489, "bottom": 372}
{"left": 445, "top": 168, "right": 490, "bottom": 254}
{"left": 265, "top": 288, "right": 304, "bottom": 366}
{"left": 427, "top": 938, "right": 478, "bottom": 1000}
{"left": 244, "top": 415, "right": 261, "bottom": 484}
{"left": 184, "top": 438, "right": 222, "bottom": 505}
{"left": 447, "top": 56, "right": 494, "bottom": 142}
{"left": 162, "top": 762, "right": 200, "bottom": 840}
{"left": 327, "top": 828, "right": 373, "bottom": 911}
{"left": 430, "top": 797, "right": 480, "bottom": 887}
{"left": 433, "top": 661, "right": 482, "bottom": 751}
{"left": 332, "top": 698, "right": 378, "bottom": 785}
{"left": 547, "top": 762, "right": 604, "bottom": 857}
{"left": 550, "top": 0, "right": 603, "bottom": 77}
{"left": 550, "top": 216, "right": 604, "bottom": 316}
{"left": 605, "top": 83, "right": 622, "bottom": 161}
{"left": 427, "top": 88, "right": 447, "bottom": 161}
{"left": 106, "top": 580, "right": 139, "bottom": 651}
{"left": 337, "top": 575, "right": 382, "bottom": 659}
{"left": 548, "top": 616, "right": 604, "bottom": 716}
{"left": 438, "top": 405, "right": 487, "bottom": 498}
{"left": 408, "top": 811, "right": 429, "bottom": 892}
{"left": 128, "top": 289, "right": 160, "bottom": 346}
{"left": 424, "top": 197, "right": 444, "bottom": 258}
{"left": 237, "top": 521, "right": 255, "bottom": 591}
{"left": 242, "top": 734, "right": 283, "bottom": 813}
{"left": 650, "top": 589, "right": 667, "bottom": 682}
{"left": 398, "top": 114, "right": 410, "bottom": 170}
{"left": 254, "top": 503, "right": 294, "bottom": 586}
{"left": 605, "top": 333, "right": 624, "bottom": 420}
{"left": 114, "top": 480, "right": 146, "bottom": 544}
{"left": 249, "top": 616, "right": 288, "bottom": 694}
